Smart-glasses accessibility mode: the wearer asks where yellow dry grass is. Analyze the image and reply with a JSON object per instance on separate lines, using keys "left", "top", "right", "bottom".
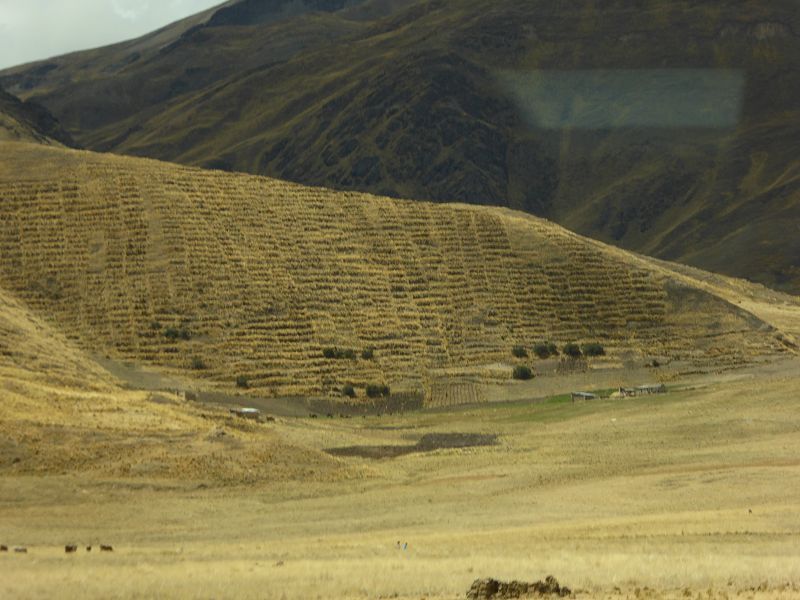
{"left": 0, "top": 280, "right": 348, "bottom": 483}
{"left": 0, "top": 142, "right": 793, "bottom": 402}
{"left": 1, "top": 359, "right": 798, "bottom": 599}
{"left": 0, "top": 140, "right": 798, "bottom": 598}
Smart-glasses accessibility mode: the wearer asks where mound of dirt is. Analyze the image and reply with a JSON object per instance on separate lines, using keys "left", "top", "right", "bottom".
{"left": 466, "top": 575, "right": 571, "bottom": 599}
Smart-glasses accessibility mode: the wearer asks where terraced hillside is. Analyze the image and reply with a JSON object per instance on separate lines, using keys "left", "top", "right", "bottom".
{"left": 3, "top": 0, "right": 799, "bottom": 291}
{"left": 0, "top": 277, "right": 345, "bottom": 481}
{"left": 0, "top": 141, "right": 791, "bottom": 399}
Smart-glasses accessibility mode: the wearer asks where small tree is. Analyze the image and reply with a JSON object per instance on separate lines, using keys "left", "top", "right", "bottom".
{"left": 190, "top": 357, "right": 207, "bottom": 370}
{"left": 361, "top": 348, "right": 375, "bottom": 360}
{"left": 582, "top": 342, "right": 605, "bottom": 357}
{"left": 235, "top": 375, "right": 249, "bottom": 389}
{"left": 512, "top": 365, "right": 533, "bottom": 380}
{"left": 563, "top": 342, "right": 582, "bottom": 358}
{"left": 366, "top": 384, "right": 390, "bottom": 398}
{"left": 512, "top": 345, "right": 528, "bottom": 358}
{"left": 342, "top": 384, "right": 356, "bottom": 398}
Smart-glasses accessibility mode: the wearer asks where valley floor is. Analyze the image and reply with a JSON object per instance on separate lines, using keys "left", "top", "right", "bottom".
{"left": 1, "top": 359, "right": 799, "bottom": 599}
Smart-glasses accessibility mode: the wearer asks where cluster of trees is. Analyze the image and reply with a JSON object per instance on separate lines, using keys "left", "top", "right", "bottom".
{"left": 512, "top": 341, "right": 605, "bottom": 360}
{"left": 511, "top": 341, "right": 606, "bottom": 380}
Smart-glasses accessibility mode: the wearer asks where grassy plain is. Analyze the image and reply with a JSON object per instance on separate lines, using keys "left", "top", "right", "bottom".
{"left": 1, "top": 358, "right": 799, "bottom": 599}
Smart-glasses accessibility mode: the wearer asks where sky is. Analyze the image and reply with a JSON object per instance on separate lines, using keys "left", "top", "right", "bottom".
{"left": 0, "top": 0, "right": 224, "bottom": 70}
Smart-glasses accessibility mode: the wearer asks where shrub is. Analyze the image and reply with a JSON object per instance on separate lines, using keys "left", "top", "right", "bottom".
{"left": 533, "top": 342, "right": 559, "bottom": 359}
{"left": 512, "top": 365, "right": 533, "bottom": 380}
{"left": 150, "top": 321, "right": 162, "bottom": 331}
{"left": 582, "top": 342, "right": 605, "bottom": 357}
{"left": 366, "top": 384, "right": 390, "bottom": 398}
{"left": 323, "top": 347, "right": 357, "bottom": 360}
{"left": 361, "top": 348, "right": 375, "bottom": 360}
{"left": 190, "top": 357, "right": 206, "bottom": 370}
{"left": 512, "top": 345, "right": 528, "bottom": 358}
{"left": 342, "top": 384, "right": 356, "bottom": 398}
{"left": 235, "top": 375, "right": 249, "bottom": 389}
{"left": 164, "top": 327, "right": 191, "bottom": 341}
{"left": 563, "top": 342, "right": 582, "bottom": 358}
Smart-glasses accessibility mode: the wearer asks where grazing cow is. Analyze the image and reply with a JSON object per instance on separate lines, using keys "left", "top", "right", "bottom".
{"left": 100, "top": 545, "right": 113, "bottom": 552}
{"left": 86, "top": 546, "right": 92, "bottom": 552}
{"left": 65, "top": 545, "right": 77, "bottom": 553}
{"left": 0, "top": 545, "right": 7, "bottom": 552}
{"left": 14, "top": 547, "right": 27, "bottom": 553}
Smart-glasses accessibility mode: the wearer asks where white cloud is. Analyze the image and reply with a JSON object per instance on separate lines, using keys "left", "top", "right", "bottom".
{"left": 112, "top": 0, "right": 150, "bottom": 21}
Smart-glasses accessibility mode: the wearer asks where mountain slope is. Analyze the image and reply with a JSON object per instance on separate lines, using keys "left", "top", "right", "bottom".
{"left": 2, "top": 0, "right": 799, "bottom": 292}
{"left": 0, "top": 141, "right": 793, "bottom": 400}
{"left": 0, "top": 87, "right": 75, "bottom": 146}
{"left": 0, "top": 259, "right": 343, "bottom": 483}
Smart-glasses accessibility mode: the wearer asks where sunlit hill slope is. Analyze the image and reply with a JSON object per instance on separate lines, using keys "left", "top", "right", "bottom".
{"left": 0, "top": 142, "right": 794, "bottom": 401}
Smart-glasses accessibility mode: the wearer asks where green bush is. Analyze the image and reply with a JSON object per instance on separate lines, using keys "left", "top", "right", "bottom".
{"left": 533, "top": 342, "right": 559, "bottom": 358}
{"left": 323, "top": 347, "right": 357, "bottom": 360}
{"left": 235, "top": 375, "right": 249, "bottom": 389}
{"left": 361, "top": 348, "right": 375, "bottom": 360}
{"left": 150, "top": 321, "right": 162, "bottom": 331}
{"left": 366, "top": 384, "right": 390, "bottom": 398}
{"left": 582, "top": 342, "right": 605, "bottom": 357}
{"left": 512, "top": 345, "right": 528, "bottom": 358}
{"left": 190, "top": 357, "right": 207, "bottom": 370}
{"left": 164, "top": 327, "right": 191, "bottom": 341}
{"left": 563, "top": 343, "right": 582, "bottom": 358}
{"left": 342, "top": 384, "right": 356, "bottom": 398}
{"left": 512, "top": 365, "right": 533, "bottom": 380}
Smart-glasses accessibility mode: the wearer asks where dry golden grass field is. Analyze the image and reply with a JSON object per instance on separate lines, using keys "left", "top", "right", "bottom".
{"left": 0, "top": 141, "right": 799, "bottom": 598}
{"left": 1, "top": 358, "right": 799, "bottom": 599}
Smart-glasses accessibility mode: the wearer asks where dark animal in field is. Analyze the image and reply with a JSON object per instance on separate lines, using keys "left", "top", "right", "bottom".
{"left": 0, "top": 545, "right": 7, "bottom": 552}
{"left": 100, "top": 545, "right": 113, "bottom": 552}
{"left": 65, "top": 545, "right": 77, "bottom": 553}
{"left": 86, "top": 545, "right": 92, "bottom": 552}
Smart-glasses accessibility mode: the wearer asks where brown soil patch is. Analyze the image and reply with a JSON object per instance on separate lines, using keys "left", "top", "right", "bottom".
{"left": 325, "top": 432, "right": 498, "bottom": 459}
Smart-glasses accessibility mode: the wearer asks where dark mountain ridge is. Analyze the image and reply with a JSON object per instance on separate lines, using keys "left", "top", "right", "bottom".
{"left": 0, "top": 86, "right": 76, "bottom": 146}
